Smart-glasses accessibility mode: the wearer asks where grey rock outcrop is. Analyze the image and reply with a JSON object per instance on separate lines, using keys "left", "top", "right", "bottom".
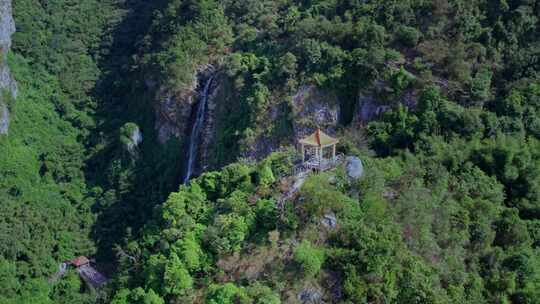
{"left": 0, "top": 102, "right": 8, "bottom": 134}
{"left": 353, "top": 79, "right": 417, "bottom": 125}
{"left": 353, "top": 80, "right": 389, "bottom": 125}
{"left": 321, "top": 212, "right": 337, "bottom": 229}
{"left": 126, "top": 126, "right": 142, "bottom": 153}
{"left": 240, "top": 85, "right": 341, "bottom": 162}
{"left": 297, "top": 288, "right": 323, "bottom": 304}
{"left": 154, "top": 65, "right": 215, "bottom": 145}
{"left": 0, "top": 0, "right": 15, "bottom": 48}
{"left": 154, "top": 66, "right": 220, "bottom": 179}
{"left": 292, "top": 85, "right": 340, "bottom": 139}
{"left": 0, "top": 0, "right": 16, "bottom": 135}
{"left": 346, "top": 156, "right": 364, "bottom": 180}
{"left": 155, "top": 93, "right": 194, "bottom": 144}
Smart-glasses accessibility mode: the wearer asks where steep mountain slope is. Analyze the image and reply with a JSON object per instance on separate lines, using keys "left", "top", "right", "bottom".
{"left": 0, "top": 0, "right": 539, "bottom": 303}
{"left": 0, "top": 0, "right": 116, "bottom": 302}
{"left": 103, "top": 1, "right": 540, "bottom": 303}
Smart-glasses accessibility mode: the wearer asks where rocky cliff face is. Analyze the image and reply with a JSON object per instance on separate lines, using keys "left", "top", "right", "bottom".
{"left": 154, "top": 86, "right": 196, "bottom": 145}
{"left": 353, "top": 80, "right": 417, "bottom": 126}
{"left": 154, "top": 71, "right": 343, "bottom": 177}
{"left": 155, "top": 66, "right": 421, "bottom": 180}
{"left": 239, "top": 85, "right": 341, "bottom": 162}
{"left": 154, "top": 66, "right": 219, "bottom": 180}
{"left": 0, "top": 0, "right": 17, "bottom": 135}
{"left": 291, "top": 85, "right": 340, "bottom": 138}
{"left": 154, "top": 66, "right": 214, "bottom": 144}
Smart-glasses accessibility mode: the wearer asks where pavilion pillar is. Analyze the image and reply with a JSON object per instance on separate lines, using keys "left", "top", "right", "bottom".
{"left": 318, "top": 146, "right": 323, "bottom": 170}
{"left": 301, "top": 144, "right": 305, "bottom": 163}
{"left": 332, "top": 144, "right": 336, "bottom": 159}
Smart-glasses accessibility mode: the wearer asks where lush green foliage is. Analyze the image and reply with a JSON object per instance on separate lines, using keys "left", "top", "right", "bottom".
{"left": 0, "top": 0, "right": 115, "bottom": 302}
{"left": 293, "top": 240, "right": 325, "bottom": 277}
{"left": 2, "top": 0, "right": 540, "bottom": 303}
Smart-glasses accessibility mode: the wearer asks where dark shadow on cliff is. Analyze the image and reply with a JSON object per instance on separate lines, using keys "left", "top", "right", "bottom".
{"left": 85, "top": 0, "right": 183, "bottom": 265}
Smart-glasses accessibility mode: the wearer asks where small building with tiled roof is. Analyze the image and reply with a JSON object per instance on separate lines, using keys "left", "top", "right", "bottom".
{"left": 58, "top": 256, "right": 107, "bottom": 289}
{"left": 67, "top": 256, "right": 90, "bottom": 267}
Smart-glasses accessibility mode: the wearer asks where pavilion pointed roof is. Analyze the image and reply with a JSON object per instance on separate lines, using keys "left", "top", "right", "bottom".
{"left": 68, "top": 256, "right": 90, "bottom": 267}
{"left": 299, "top": 129, "right": 339, "bottom": 147}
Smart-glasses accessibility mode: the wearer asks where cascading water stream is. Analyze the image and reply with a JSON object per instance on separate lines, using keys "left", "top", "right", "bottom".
{"left": 183, "top": 76, "right": 213, "bottom": 184}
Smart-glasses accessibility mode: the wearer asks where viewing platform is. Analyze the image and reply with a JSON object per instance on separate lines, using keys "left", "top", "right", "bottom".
{"left": 292, "top": 129, "right": 342, "bottom": 175}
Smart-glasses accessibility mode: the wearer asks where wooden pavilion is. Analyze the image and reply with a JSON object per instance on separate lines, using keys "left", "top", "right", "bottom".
{"left": 299, "top": 129, "right": 339, "bottom": 171}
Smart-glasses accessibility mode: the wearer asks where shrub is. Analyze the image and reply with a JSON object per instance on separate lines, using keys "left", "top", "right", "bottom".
{"left": 163, "top": 253, "right": 193, "bottom": 296}
{"left": 255, "top": 199, "right": 278, "bottom": 230}
{"left": 172, "top": 234, "right": 203, "bottom": 271}
{"left": 112, "top": 288, "right": 165, "bottom": 304}
{"left": 119, "top": 122, "right": 141, "bottom": 152}
{"left": 256, "top": 160, "right": 276, "bottom": 187}
{"left": 207, "top": 283, "right": 249, "bottom": 304}
{"left": 206, "top": 213, "right": 249, "bottom": 254}
{"left": 300, "top": 173, "right": 358, "bottom": 217}
{"left": 396, "top": 26, "right": 421, "bottom": 47}
{"left": 266, "top": 151, "right": 294, "bottom": 177}
{"left": 293, "top": 240, "right": 325, "bottom": 277}
{"left": 247, "top": 283, "right": 281, "bottom": 304}
{"left": 220, "top": 163, "right": 254, "bottom": 195}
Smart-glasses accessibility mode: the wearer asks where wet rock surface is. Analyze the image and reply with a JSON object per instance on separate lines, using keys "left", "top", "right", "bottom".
{"left": 346, "top": 156, "right": 364, "bottom": 180}
{"left": 198, "top": 70, "right": 221, "bottom": 175}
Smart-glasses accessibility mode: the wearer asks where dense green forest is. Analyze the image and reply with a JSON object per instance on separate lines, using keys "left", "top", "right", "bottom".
{"left": 0, "top": 0, "right": 539, "bottom": 303}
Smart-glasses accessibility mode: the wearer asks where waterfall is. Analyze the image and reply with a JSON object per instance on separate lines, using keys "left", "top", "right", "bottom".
{"left": 183, "top": 75, "right": 213, "bottom": 184}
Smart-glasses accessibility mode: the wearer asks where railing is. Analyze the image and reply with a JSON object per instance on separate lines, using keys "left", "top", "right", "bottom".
{"left": 291, "top": 154, "right": 344, "bottom": 175}
{"left": 291, "top": 163, "right": 307, "bottom": 176}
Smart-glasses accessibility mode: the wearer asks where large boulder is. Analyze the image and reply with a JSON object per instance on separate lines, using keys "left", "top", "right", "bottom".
{"left": 320, "top": 212, "right": 337, "bottom": 229}
{"left": 346, "top": 156, "right": 364, "bottom": 180}
{"left": 297, "top": 288, "right": 323, "bottom": 304}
